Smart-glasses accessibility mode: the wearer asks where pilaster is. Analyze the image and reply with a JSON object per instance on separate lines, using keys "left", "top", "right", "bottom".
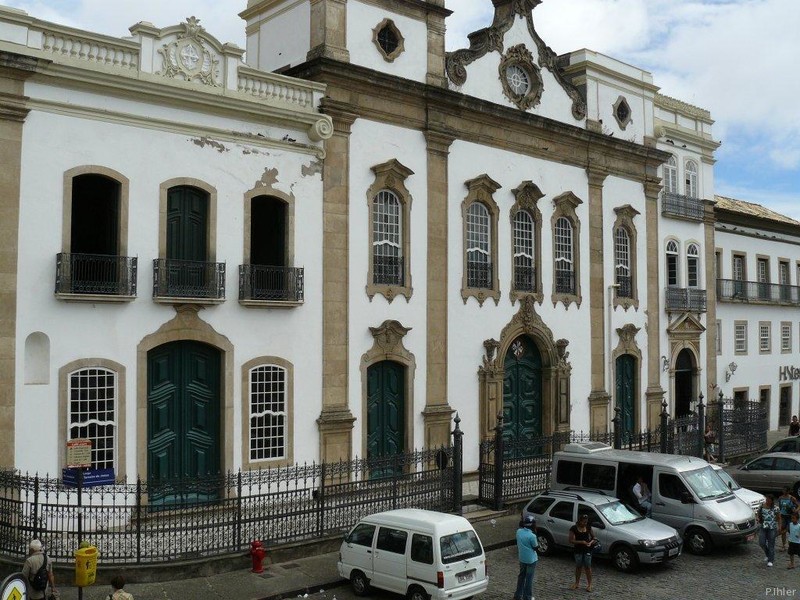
{"left": 586, "top": 166, "right": 608, "bottom": 415}
{"left": 644, "top": 179, "right": 665, "bottom": 427}
{"left": 703, "top": 199, "right": 717, "bottom": 393}
{"left": 308, "top": 0, "right": 350, "bottom": 63}
{"left": 426, "top": 11, "right": 447, "bottom": 87}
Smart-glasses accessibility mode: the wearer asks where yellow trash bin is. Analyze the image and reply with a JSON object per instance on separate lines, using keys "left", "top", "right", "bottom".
{"left": 74, "top": 545, "right": 98, "bottom": 587}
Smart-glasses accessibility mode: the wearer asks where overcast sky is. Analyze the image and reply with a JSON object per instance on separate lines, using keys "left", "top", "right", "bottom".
{"left": 5, "top": 0, "right": 798, "bottom": 218}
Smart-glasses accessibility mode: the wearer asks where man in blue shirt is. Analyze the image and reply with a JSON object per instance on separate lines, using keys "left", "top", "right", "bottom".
{"left": 514, "top": 515, "right": 539, "bottom": 600}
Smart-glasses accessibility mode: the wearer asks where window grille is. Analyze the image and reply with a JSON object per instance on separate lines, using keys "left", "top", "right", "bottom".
{"left": 372, "top": 190, "right": 403, "bottom": 285}
{"left": 513, "top": 210, "right": 535, "bottom": 291}
{"left": 554, "top": 217, "right": 574, "bottom": 293}
{"left": 614, "top": 227, "right": 631, "bottom": 297}
{"left": 249, "top": 365, "right": 287, "bottom": 461}
{"left": 68, "top": 367, "right": 116, "bottom": 470}
{"left": 664, "top": 156, "right": 678, "bottom": 194}
{"left": 466, "top": 203, "right": 491, "bottom": 288}
{"left": 685, "top": 160, "right": 698, "bottom": 198}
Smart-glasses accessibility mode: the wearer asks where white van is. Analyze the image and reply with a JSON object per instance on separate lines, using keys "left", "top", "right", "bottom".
{"left": 338, "top": 509, "right": 488, "bottom": 600}
{"left": 551, "top": 442, "right": 758, "bottom": 555}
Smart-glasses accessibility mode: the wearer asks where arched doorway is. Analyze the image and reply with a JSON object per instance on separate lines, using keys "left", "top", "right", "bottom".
{"left": 366, "top": 360, "right": 405, "bottom": 473}
{"left": 147, "top": 340, "right": 221, "bottom": 504}
{"left": 615, "top": 354, "right": 636, "bottom": 438}
{"left": 674, "top": 349, "right": 695, "bottom": 417}
{"left": 502, "top": 336, "right": 542, "bottom": 456}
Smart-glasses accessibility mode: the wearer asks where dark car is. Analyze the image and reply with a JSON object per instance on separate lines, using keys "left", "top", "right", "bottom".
{"left": 768, "top": 436, "right": 800, "bottom": 454}
{"left": 724, "top": 452, "right": 800, "bottom": 495}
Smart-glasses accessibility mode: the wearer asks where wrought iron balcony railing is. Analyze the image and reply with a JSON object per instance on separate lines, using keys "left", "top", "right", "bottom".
{"left": 373, "top": 255, "right": 404, "bottom": 286}
{"left": 55, "top": 253, "right": 137, "bottom": 296}
{"left": 555, "top": 269, "right": 575, "bottom": 295}
{"left": 513, "top": 264, "right": 537, "bottom": 292}
{"left": 665, "top": 286, "right": 707, "bottom": 312}
{"left": 467, "top": 261, "right": 492, "bottom": 289}
{"left": 616, "top": 274, "right": 632, "bottom": 299}
{"left": 661, "top": 191, "right": 704, "bottom": 221}
{"left": 239, "top": 264, "right": 304, "bottom": 303}
{"left": 717, "top": 278, "right": 800, "bottom": 305}
{"left": 153, "top": 258, "right": 225, "bottom": 300}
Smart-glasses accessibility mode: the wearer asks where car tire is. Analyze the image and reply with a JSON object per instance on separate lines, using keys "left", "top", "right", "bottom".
{"left": 407, "top": 585, "right": 429, "bottom": 600}
{"left": 611, "top": 544, "right": 638, "bottom": 573}
{"left": 536, "top": 530, "right": 554, "bottom": 556}
{"left": 685, "top": 527, "right": 712, "bottom": 555}
{"left": 351, "top": 571, "right": 370, "bottom": 596}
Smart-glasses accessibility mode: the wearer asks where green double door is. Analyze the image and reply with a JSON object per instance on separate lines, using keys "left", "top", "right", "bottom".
{"left": 166, "top": 187, "right": 208, "bottom": 294}
{"left": 615, "top": 354, "right": 636, "bottom": 439}
{"left": 147, "top": 341, "right": 221, "bottom": 503}
{"left": 366, "top": 361, "right": 405, "bottom": 475}
{"left": 503, "top": 336, "right": 542, "bottom": 456}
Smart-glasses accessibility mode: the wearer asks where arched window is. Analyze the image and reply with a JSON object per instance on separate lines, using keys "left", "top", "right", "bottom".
{"left": 373, "top": 190, "right": 402, "bottom": 285}
{"left": 685, "top": 160, "right": 698, "bottom": 198}
{"left": 664, "top": 155, "right": 678, "bottom": 194}
{"left": 68, "top": 367, "right": 117, "bottom": 470}
{"left": 666, "top": 240, "right": 679, "bottom": 286}
{"left": 249, "top": 363, "right": 288, "bottom": 462}
{"left": 513, "top": 210, "right": 535, "bottom": 292}
{"left": 615, "top": 227, "right": 632, "bottom": 298}
{"left": 554, "top": 217, "right": 575, "bottom": 294}
{"left": 466, "top": 202, "right": 491, "bottom": 288}
{"left": 686, "top": 243, "right": 700, "bottom": 288}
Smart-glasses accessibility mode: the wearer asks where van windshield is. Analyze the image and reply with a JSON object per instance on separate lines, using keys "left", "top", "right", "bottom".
{"left": 440, "top": 530, "right": 483, "bottom": 564}
{"left": 714, "top": 468, "right": 741, "bottom": 491}
{"left": 597, "top": 501, "right": 644, "bottom": 525}
{"left": 684, "top": 465, "right": 734, "bottom": 500}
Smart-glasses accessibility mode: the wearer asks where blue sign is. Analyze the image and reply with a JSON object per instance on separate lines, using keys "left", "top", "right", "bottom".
{"left": 62, "top": 468, "right": 115, "bottom": 488}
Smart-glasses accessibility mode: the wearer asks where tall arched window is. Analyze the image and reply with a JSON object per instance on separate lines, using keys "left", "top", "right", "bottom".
{"left": 373, "top": 190, "right": 402, "bottom": 285}
{"left": 249, "top": 363, "right": 288, "bottom": 462}
{"left": 664, "top": 155, "right": 678, "bottom": 194}
{"left": 666, "top": 240, "right": 679, "bottom": 286}
{"left": 685, "top": 160, "right": 698, "bottom": 198}
{"left": 615, "top": 227, "right": 632, "bottom": 298}
{"left": 68, "top": 367, "right": 117, "bottom": 470}
{"left": 686, "top": 243, "right": 700, "bottom": 287}
{"left": 466, "top": 202, "right": 491, "bottom": 288}
{"left": 513, "top": 210, "right": 535, "bottom": 292}
{"left": 554, "top": 217, "right": 574, "bottom": 294}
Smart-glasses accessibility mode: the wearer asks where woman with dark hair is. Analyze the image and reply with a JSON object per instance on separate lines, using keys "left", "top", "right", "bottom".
{"left": 108, "top": 574, "right": 134, "bottom": 600}
{"left": 568, "top": 514, "right": 596, "bottom": 592}
{"left": 758, "top": 495, "right": 780, "bottom": 567}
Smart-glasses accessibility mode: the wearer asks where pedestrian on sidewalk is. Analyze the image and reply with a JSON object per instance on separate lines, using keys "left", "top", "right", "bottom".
{"left": 107, "top": 574, "right": 134, "bottom": 600}
{"left": 21, "top": 539, "right": 56, "bottom": 600}
{"left": 513, "top": 515, "right": 539, "bottom": 600}
{"left": 569, "top": 514, "right": 596, "bottom": 592}
{"left": 758, "top": 494, "right": 780, "bottom": 567}
{"left": 777, "top": 486, "right": 799, "bottom": 551}
{"left": 788, "top": 513, "right": 800, "bottom": 569}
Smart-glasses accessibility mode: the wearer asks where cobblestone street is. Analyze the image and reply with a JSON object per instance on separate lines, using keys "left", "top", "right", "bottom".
{"left": 322, "top": 541, "right": 799, "bottom": 600}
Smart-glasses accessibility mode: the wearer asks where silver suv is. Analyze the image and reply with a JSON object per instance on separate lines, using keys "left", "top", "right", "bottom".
{"left": 522, "top": 489, "right": 682, "bottom": 572}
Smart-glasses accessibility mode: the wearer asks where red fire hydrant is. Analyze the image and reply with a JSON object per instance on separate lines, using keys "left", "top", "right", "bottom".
{"left": 250, "top": 540, "right": 266, "bottom": 573}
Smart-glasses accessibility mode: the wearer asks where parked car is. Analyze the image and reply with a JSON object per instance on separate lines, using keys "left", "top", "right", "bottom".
{"left": 768, "top": 436, "right": 800, "bottom": 454}
{"left": 522, "top": 489, "right": 681, "bottom": 572}
{"left": 724, "top": 452, "right": 800, "bottom": 495}
{"left": 711, "top": 464, "right": 765, "bottom": 512}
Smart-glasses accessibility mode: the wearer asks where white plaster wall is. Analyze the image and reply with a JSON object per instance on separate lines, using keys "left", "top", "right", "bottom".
{"left": 447, "top": 140, "right": 594, "bottom": 470}
{"left": 347, "top": 119, "right": 429, "bottom": 456}
{"left": 245, "top": 0, "right": 310, "bottom": 71}
{"left": 592, "top": 80, "right": 648, "bottom": 143}
{"left": 15, "top": 102, "right": 324, "bottom": 476}
{"left": 452, "top": 19, "right": 583, "bottom": 127}
{"left": 347, "top": 1, "right": 428, "bottom": 82}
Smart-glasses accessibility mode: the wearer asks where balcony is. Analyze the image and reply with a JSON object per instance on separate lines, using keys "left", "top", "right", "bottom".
{"left": 239, "top": 264, "right": 304, "bottom": 307}
{"left": 55, "top": 253, "right": 137, "bottom": 301}
{"left": 153, "top": 259, "right": 225, "bottom": 303}
{"left": 615, "top": 275, "right": 632, "bottom": 299}
{"left": 373, "top": 255, "right": 403, "bottom": 286}
{"left": 665, "top": 286, "right": 707, "bottom": 312}
{"left": 717, "top": 278, "right": 800, "bottom": 305}
{"left": 555, "top": 269, "right": 575, "bottom": 295}
{"left": 513, "top": 265, "right": 537, "bottom": 293}
{"left": 661, "top": 191, "right": 704, "bottom": 221}
{"left": 467, "top": 261, "right": 492, "bottom": 289}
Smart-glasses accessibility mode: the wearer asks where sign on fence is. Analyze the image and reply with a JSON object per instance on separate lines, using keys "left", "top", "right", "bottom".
{"left": 62, "top": 468, "right": 115, "bottom": 488}
{"left": 66, "top": 439, "right": 92, "bottom": 468}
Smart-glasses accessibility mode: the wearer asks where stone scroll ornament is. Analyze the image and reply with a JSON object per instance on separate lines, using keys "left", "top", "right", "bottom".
{"left": 158, "top": 16, "right": 220, "bottom": 87}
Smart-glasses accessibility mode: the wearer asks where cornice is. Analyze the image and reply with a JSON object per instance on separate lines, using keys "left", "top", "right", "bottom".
{"left": 655, "top": 93, "right": 712, "bottom": 122}
{"left": 561, "top": 59, "right": 660, "bottom": 95}
{"left": 357, "top": 0, "right": 452, "bottom": 20}
{"left": 654, "top": 119, "right": 721, "bottom": 153}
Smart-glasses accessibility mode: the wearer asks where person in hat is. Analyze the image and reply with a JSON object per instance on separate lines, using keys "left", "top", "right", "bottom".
{"left": 21, "top": 539, "right": 56, "bottom": 600}
{"left": 514, "top": 514, "right": 539, "bottom": 600}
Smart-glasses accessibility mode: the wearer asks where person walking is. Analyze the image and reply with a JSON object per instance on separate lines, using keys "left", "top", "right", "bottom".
{"left": 788, "top": 512, "right": 800, "bottom": 569}
{"left": 758, "top": 495, "right": 780, "bottom": 567}
{"left": 21, "top": 539, "right": 56, "bottom": 600}
{"left": 107, "top": 574, "right": 134, "bottom": 600}
{"left": 789, "top": 415, "right": 800, "bottom": 437}
{"left": 514, "top": 515, "right": 539, "bottom": 600}
{"left": 568, "top": 513, "right": 596, "bottom": 592}
{"left": 777, "top": 486, "right": 799, "bottom": 551}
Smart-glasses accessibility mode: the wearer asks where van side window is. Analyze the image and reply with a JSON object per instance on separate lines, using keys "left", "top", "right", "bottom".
{"left": 659, "top": 473, "right": 689, "bottom": 500}
{"left": 549, "top": 501, "right": 575, "bottom": 521}
{"left": 582, "top": 463, "right": 615, "bottom": 490}
{"left": 349, "top": 523, "right": 376, "bottom": 547}
{"left": 410, "top": 534, "right": 433, "bottom": 564}
{"left": 557, "top": 460, "right": 581, "bottom": 485}
{"left": 377, "top": 527, "right": 408, "bottom": 554}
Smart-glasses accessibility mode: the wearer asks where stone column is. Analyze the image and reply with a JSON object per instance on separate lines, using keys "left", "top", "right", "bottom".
{"left": 586, "top": 166, "right": 610, "bottom": 433}
{"left": 308, "top": 0, "right": 350, "bottom": 62}
{"left": 0, "top": 52, "right": 36, "bottom": 468}
{"left": 644, "top": 180, "right": 665, "bottom": 428}
{"left": 316, "top": 101, "right": 357, "bottom": 463}
{"left": 422, "top": 130, "right": 455, "bottom": 448}
{"left": 703, "top": 199, "right": 717, "bottom": 392}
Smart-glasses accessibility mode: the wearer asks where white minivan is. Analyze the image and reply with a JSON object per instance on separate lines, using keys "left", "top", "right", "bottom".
{"left": 338, "top": 509, "right": 488, "bottom": 600}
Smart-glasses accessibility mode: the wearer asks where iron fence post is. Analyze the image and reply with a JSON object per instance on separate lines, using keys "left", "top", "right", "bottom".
{"left": 236, "top": 470, "right": 242, "bottom": 550}
{"left": 392, "top": 454, "right": 399, "bottom": 510}
{"left": 32, "top": 474, "right": 39, "bottom": 540}
{"left": 697, "top": 394, "right": 706, "bottom": 459}
{"left": 452, "top": 413, "right": 463, "bottom": 515}
{"left": 318, "top": 462, "right": 326, "bottom": 537}
{"left": 493, "top": 413, "right": 504, "bottom": 511}
{"left": 612, "top": 407, "right": 622, "bottom": 449}
{"left": 717, "top": 390, "right": 725, "bottom": 464}
{"left": 136, "top": 477, "right": 142, "bottom": 564}
{"left": 660, "top": 400, "right": 669, "bottom": 454}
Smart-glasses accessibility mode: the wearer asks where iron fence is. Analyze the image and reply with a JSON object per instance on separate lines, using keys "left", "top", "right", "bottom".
{"left": 664, "top": 286, "right": 707, "bottom": 312}
{"left": 661, "top": 191, "right": 704, "bottom": 221}
{"left": 717, "top": 278, "right": 800, "bottom": 305}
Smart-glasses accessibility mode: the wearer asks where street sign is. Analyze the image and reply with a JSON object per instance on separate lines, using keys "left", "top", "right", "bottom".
{"left": 66, "top": 439, "right": 92, "bottom": 468}
{"left": 62, "top": 468, "right": 115, "bottom": 488}
{"left": 0, "top": 572, "right": 27, "bottom": 600}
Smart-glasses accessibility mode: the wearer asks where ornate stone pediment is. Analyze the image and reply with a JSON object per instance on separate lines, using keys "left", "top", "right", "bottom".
{"left": 367, "top": 320, "right": 412, "bottom": 358}
{"left": 157, "top": 17, "right": 220, "bottom": 87}
{"left": 499, "top": 296, "right": 556, "bottom": 347}
{"left": 666, "top": 313, "right": 706, "bottom": 337}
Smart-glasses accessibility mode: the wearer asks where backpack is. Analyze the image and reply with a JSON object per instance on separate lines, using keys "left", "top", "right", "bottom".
{"left": 30, "top": 553, "right": 49, "bottom": 591}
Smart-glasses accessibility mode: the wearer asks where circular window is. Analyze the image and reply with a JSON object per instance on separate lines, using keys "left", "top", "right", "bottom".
{"left": 378, "top": 25, "right": 399, "bottom": 56}
{"left": 506, "top": 65, "right": 531, "bottom": 96}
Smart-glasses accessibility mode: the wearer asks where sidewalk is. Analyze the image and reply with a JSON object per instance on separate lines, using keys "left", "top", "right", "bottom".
{"left": 54, "top": 511, "right": 521, "bottom": 600}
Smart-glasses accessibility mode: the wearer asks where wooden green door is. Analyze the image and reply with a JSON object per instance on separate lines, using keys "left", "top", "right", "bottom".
{"left": 166, "top": 187, "right": 208, "bottom": 294}
{"left": 147, "top": 341, "right": 221, "bottom": 504}
{"left": 615, "top": 354, "right": 636, "bottom": 440}
{"left": 503, "top": 336, "right": 542, "bottom": 457}
{"left": 367, "top": 361, "right": 405, "bottom": 475}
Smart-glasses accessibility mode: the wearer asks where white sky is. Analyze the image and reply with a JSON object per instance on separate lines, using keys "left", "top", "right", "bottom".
{"left": 4, "top": 0, "right": 799, "bottom": 218}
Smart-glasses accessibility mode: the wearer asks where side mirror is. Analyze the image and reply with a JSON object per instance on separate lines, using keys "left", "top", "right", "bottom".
{"left": 344, "top": 533, "right": 352, "bottom": 543}
{"left": 680, "top": 492, "right": 694, "bottom": 504}
{"left": 728, "top": 481, "right": 732, "bottom": 490}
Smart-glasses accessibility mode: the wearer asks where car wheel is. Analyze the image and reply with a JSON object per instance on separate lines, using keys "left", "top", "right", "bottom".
{"left": 536, "top": 530, "right": 554, "bottom": 556}
{"left": 611, "top": 545, "right": 638, "bottom": 573}
{"left": 685, "top": 527, "right": 712, "bottom": 555}
{"left": 407, "top": 586, "right": 429, "bottom": 600}
{"left": 351, "top": 571, "right": 370, "bottom": 596}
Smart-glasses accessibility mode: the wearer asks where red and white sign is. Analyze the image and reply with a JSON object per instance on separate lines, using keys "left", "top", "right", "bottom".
{"left": 66, "top": 439, "right": 92, "bottom": 468}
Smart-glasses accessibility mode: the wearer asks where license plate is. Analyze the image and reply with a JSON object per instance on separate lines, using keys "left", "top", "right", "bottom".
{"left": 668, "top": 547, "right": 679, "bottom": 557}
{"left": 747, "top": 533, "right": 755, "bottom": 542}
{"left": 457, "top": 570, "right": 474, "bottom": 583}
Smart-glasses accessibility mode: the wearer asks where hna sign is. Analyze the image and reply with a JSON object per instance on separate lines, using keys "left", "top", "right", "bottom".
{"left": 779, "top": 366, "right": 800, "bottom": 381}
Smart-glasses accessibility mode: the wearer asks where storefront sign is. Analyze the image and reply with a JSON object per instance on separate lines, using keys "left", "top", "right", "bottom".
{"left": 779, "top": 366, "right": 800, "bottom": 381}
